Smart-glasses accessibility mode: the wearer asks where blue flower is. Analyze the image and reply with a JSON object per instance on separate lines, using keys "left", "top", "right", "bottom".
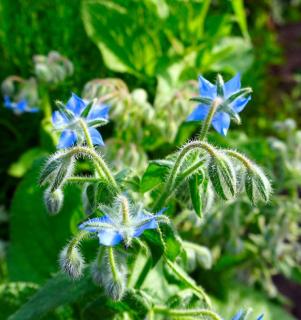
{"left": 52, "top": 93, "right": 109, "bottom": 149}
{"left": 79, "top": 198, "right": 167, "bottom": 246}
{"left": 187, "top": 73, "right": 251, "bottom": 136}
{"left": 232, "top": 310, "right": 263, "bottom": 320}
{"left": 4, "top": 95, "right": 39, "bottom": 114}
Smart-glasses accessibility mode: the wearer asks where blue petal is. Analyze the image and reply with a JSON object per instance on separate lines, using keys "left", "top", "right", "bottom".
{"left": 57, "top": 130, "right": 77, "bottom": 149}
{"left": 257, "top": 314, "right": 264, "bottom": 320}
{"left": 79, "top": 216, "right": 112, "bottom": 232}
{"left": 87, "top": 103, "right": 110, "bottom": 121}
{"left": 232, "top": 95, "right": 251, "bottom": 113}
{"left": 98, "top": 229, "right": 123, "bottom": 246}
{"left": 89, "top": 127, "right": 104, "bottom": 146}
{"left": 16, "top": 100, "right": 27, "bottom": 112}
{"left": 231, "top": 310, "right": 243, "bottom": 320}
{"left": 198, "top": 76, "right": 216, "bottom": 99}
{"left": 186, "top": 104, "right": 210, "bottom": 122}
{"left": 52, "top": 111, "right": 68, "bottom": 128}
{"left": 224, "top": 73, "right": 241, "bottom": 97}
{"left": 66, "top": 93, "right": 86, "bottom": 116}
{"left": 212, "top": 112, "right": 230, "bottom": 136}
{"left": 4, "top": 96, "right": 12, "bottom": 109}
{"left": 156, "top": 208, "right": 167, "bottom": 215}
{"left": 133, "top": 218, "right": 158, "bottom": 237}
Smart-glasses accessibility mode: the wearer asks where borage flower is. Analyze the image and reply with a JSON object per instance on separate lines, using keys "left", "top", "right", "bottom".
{"left": 52, "top": 93, "right": 109, "bottom": 149}
{"left": 4, "top": 95, "right": 39, "bottom": 114}
{"left": 79, "top": 195, "right": 168, "bottom": 246}
{"left": 187, "top": 73, "right": 252, "bottom": 136}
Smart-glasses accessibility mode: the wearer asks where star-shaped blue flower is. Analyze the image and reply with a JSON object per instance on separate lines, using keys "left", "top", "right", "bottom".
{"left": 187, "top": 73, "right": 251, "bottom": 136}
{"left": 52, "top": 93, "right": 109, "bottom": 149}
{"left": 79, "top": 206, "right": 167, "bottom": 246}
{"left": 4, "top": 96, "right": 39, "bottom": 114}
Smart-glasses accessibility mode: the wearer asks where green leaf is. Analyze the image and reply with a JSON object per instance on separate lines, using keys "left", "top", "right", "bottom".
{"left": 8, "top": 148, "right": 48, "bottom": 178}
{"left": 8, "top": 272, "right": 97, "bottom": 320}
{"left": 188, "top": 173, "right": 204, "bottom": 218}
{"left": 140, "top": 160, "right": 173, "bottom": 193}
{"left": 230, "top": 0, "right": 250, "bottom": 40}
{"left": 8, "top": 159, "right": 85, "bottom": 283}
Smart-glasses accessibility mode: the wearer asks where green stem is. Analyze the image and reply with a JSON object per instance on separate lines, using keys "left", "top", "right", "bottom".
{"left": 153, "top": 306, "right": 222, "bottom": 320}
{"left": 67, "top": 146, "right": 119, "bottom": 192}
{"left": 67, "top": 231, "right": 89, "bottom": 257}
{"left": 153, "top": 141, "right": 216, "bottom": 210}
{"left": 108, "top": 247, "right": 119, "bottom": 282}
{"left": 40, "top": 87, "right": 52, "bottom": 120}
{"left": 165, "top": 258, "right": 212, "bottom": 308}
{"left": 226, "top": 150, "right": 252, "bottom": 169}
{"left": 199, "top": 98, "right": 221, "bottom": 141}
{"left": 67, "top": 176, "right": 101, "bottom": 184}
{"left": 78, "top": 118, "right": 94, "bottom": 149}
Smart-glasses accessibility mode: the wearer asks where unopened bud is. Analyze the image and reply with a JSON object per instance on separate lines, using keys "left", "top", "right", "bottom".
{"left": 44, "top": 188, "right": 64, "bottom": 215}
{"left": 59, "top": 245, "right": 85, "bottom": 279}
{"left": 208, "top": 152, "right": 236, "bottom": 200}
{"left": 245, "top": 165, "right": 271, "bottom": 205}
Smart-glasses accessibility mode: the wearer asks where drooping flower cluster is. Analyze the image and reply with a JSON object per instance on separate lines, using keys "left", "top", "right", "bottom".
{"left": 187, "top": 73, "right": 251, "bottom": 136}
{"left": 52, "top": 93, "right": 109, "bottom": 149}
{"left": 79, "top": 195, "right": 167, "bottom": 246}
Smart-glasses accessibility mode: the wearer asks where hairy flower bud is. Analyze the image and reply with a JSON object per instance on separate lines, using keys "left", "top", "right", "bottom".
{"left": 59, "top": 245, "right": 85, "bottom": 279}
{"left": 245, "top": 165, "right": 271, "bottom": 205}
{"left": 44, "top": 188, "right": 64, "bottom": 215}
{"left": 91, "top": 249, "right": 127, "bottom": 301}
{"left": 208, "top": 152, "right": 236, "bottom": 200}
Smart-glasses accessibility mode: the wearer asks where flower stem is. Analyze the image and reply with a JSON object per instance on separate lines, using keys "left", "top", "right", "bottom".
{"left": 165, "top": 258, "right": 212, "bottom": 308}
{"left": 67, "top": 230, "right": 89, "bottom": 257}
{"left": 68, "top": 146, "right": 119, "bottom": 192}
{"left": 108, "top": 247, "right": 119, "bottom": 282}
{"left": 199, "top": 98, "right": 221, "bottom": 141}
{"left": 153, "top": 306, "right": 222, "bottom": 320}
{"left": 67, "top": 176, "right": 101, "bottom": 184}
{"left": 226, "top": 149, "right": 252, "bottom": 169}
{"left": 153, "top": 141, "right": 216, "bottom": 210}
{"left": 78, "top": 118, "right": 94, "bottom": 149}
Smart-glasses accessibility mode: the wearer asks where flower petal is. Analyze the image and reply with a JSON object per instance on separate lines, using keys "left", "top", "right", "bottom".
{"left": 52, "top": 111, "right": 68, "bottom": 128}
{"left": 257, "top": 314, "right": 264, "bottom": 320}
{"left": 79, "top": 216, "right": 112, "bottom": 232}
{"left": 133, "top": 218, "right": 158, "bottom": 237}
{"left": 231, "top": 310, "right": 243, "bottom": 320}
{"left": 224, "top": 73, "right": 241, "bottom": 97}
{"left": 89, "top": 127, "right": 104, "bottom": 146}
{"left": 186, "top": 104, "right": 210, "bottom": 122}
{"left": 212, "top": 112, "right": 230, "bottom": 136}
{"left": 98, "top": 229, "right": 123, "bottom": 246}
{"left": 198, "top": 75, "right": 216, "bottom": 99}
{"left": 4, "top": 96, "right": 12, "bottom": 109}
{"left": 57, "top": 130, "right": 77, "bottom": 149}
{"left": 232, "top": 95, "right": 251, "bottom": 113}
{"left": 16, "top": 100, "right": 27, "bottom": 112}
{"left": 66, "top": 93, "right": 86, "bottom": 116}
{"left": 26, "top": 107, "right": 39, "bottom": 113}
{"left": 87, "top": 103, "right": 110, "bottom": 121}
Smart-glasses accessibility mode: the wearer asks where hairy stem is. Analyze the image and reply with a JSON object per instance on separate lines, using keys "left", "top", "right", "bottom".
{"left": 78, "top": 118, "right": 94, "bottom": 149}
{"left": 67, "top": 230, "right": 89, "bottom": 257}
{"left": 108, "top": 247, "right": 119, "bottom": 282}
{"left": 153, "top": 141, "right": 216, "bottom": 210}
{"left": 153, "top": 306, "right": 222, "bottom": 320}
{"left": 199, "top": 98, "right": 221, "bottom": 141}
{"left": 67, "top": 176, "right": 101, "bottom": 184}
{"left": 225, "top": 149, "right": 252, "bottom": 169}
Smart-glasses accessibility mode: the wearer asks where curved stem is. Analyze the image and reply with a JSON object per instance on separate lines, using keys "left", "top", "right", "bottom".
{"left": 67, "top": 146, "right": 119, "bottom": 192}
{"left": 108, "top": 247, "right": 119, "bottom": 282}
{"left": 153, "top": 306, "right": 222, "bottom": 320}
{"left": 78, "top": 118, "right": 94, "bottom": 149}
{"left": 199, "top": 98, "right": 221, "bottom": 141}
{"left": 165, "top": 258, "right": 212, "bottom": 308}
{"left": 153, "top": 141, "right": 216, "bottom": 210}
{"left": 67, "top": 230, "right": 89, "bottom": 257}
{"left": 225, "top": 149, "right": 252, "bottom": 169}
{"left": 67, "top": 176, "right": 101, "bottom": 184}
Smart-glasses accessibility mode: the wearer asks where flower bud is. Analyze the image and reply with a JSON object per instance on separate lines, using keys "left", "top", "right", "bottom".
{"left": 208, "top": 152, "right": 236, "bottom": 200}
{"left": 44, "top": 188, "right": 64, "bottom": 215}
{"left": 59, "top": 245, "right": 85, "bottom": 279}
{"left": 245, "top": 165, "right": 271, "bottom": 205}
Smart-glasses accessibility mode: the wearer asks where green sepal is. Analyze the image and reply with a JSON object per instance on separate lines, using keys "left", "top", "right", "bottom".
{"left": 188, "top": 171, "right": 205, "bottom": 218}
{"left": 55, "top": 100, "right": 74, "bottom": 121}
